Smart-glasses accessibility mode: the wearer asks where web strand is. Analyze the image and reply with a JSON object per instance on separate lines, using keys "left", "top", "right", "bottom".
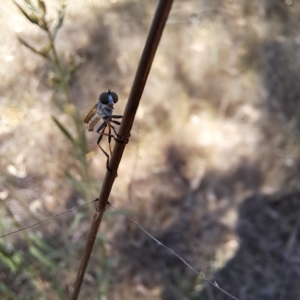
{"left": 0, "top": 198, "right": 98, "bottom": 239}
{"left": 107, "top": 202, "right": 240, "bottom": 300}
{"left": 1, "top": 199, "right": 239, "bottom": 299}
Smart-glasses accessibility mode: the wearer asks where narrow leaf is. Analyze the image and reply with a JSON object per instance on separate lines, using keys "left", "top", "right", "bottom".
{"left": 52, "top": 5, "right": 66, "bottom": 40}
{"left": 38, "top": 19, "right": 49, "bottom": 31}
{"left": 29, "top": 246, "right": 57, "bottom": 270}
{"left": 24, "top": 0, "right": 38, "bottom": 12}
{"left": 28, "top": 232, "right": 54, "bottom": 252}
{"left": 14, "top": 2, "right": 39, "bottom": 25}
{"left": 18, "top": 37, "right": 38, "bottom": 52}
{"left": 18, "top": 36, "right": 49, "bottom": 59}
{"left": 52, "top": 116, "right": 75, "bottom": 144}
{"left": 0, "top": 252, "right": 17, "bottom": 273}
{"left": 38, "top": 0, "right": 46, "bottom": 16}
{"left": 39, "top": 43, "right": 51, "bottom": 58}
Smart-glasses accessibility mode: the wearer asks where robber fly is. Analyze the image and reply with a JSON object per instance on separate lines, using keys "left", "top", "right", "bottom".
{"left": 84, "top": 90, "right": 123, "bottom": 169}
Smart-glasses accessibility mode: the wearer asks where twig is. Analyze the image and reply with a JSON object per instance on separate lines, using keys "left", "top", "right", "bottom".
{"left": 71, "top": 1, "right": 174, "bottom": 299}
{"left": 0, "top": 199, "right": 98, "bottom": 239}
{"left": 108, "top": 202, "right": 240, "bottom": 300}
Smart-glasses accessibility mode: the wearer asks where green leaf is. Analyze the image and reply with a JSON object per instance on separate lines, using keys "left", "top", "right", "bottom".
{"left": 0, "top": 244, "right": 23, "bottom": 274}
{"left": 0, "top": 252, "right": 18, "bottom": 273}
{"left": 0, "top": 283, "right": 18, "bottom": 299}
{"left": 29, "top": 246, "right": 57, "bottom": 270}
{"left": 39, "top": 43, "right": 51, "bottom": 58}
{"left": 28, "top": 232, "right": 54, "bottom": 252}
{"left": 18, "top": 36, "right": 49, "bottom": 59}
{"left": 14, "top": 2, "right": 39, "bottom": 25}
{"left": 18, "top": 36, "right": 35, "bottom": 49}
{"left": 52, "top": 4, "right": 66, "bottom": 40}
{"left": 38, "top": 0, "right": 46, "bottom": 16}
{"left": 11, "top": 252, "right": 23, "bottom": 266}
{"left": 39, "top": 19, "right": 49, "bottom": 31}
{"left": 52, "top": 116, "right": 75, "bottom": 144}
{"left": 24, "top": 0, "right": 38, "bottom": 12}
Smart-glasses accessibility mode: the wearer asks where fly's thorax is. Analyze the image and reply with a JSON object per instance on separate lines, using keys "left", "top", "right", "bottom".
{"left": 99, "top": 103, "right": 114, "bottom": 119}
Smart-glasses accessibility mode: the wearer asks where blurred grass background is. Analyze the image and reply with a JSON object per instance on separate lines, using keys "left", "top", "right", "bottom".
{"left": 1, "top": 0, "right": 300, "bottom": 299}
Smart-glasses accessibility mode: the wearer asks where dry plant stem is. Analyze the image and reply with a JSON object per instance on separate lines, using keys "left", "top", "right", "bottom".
{"left": 71, "top": 0, "right": 174, "bottom": 299}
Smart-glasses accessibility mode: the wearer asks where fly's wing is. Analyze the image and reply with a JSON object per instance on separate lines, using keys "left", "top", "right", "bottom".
{"left": 84, "top": 104, "right": 97, "bottom": 123}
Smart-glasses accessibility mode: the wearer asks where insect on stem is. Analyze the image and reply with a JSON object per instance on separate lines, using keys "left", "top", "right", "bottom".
{"left": 84, "top": 90, "right": 124, "bottom": 173}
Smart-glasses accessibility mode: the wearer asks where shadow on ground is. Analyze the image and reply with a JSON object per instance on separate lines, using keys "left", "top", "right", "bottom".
{"left": 200, "top": 191, "right": 300, "bottom": 300}
{"left": 110, "top": 147, "right": 269, "bottom": 299}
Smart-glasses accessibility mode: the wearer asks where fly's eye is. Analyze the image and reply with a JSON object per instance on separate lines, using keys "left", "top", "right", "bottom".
{"left": 99, "top": 92, "right": 109, "bottom": 104}
{"left": 110, "top": 91, "right": 118, "bottom": 103}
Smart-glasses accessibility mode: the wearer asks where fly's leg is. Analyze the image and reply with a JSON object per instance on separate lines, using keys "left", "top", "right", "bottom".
{"left": 111, "top": 120, "right": 121, "bottom": 126}
{"left": 102, "top": 117, "right": 119, "bottom": 139}
{"left": 96, "top": 122, "right": 106, "bottom": 134}
{"left": 109, "top": 117, "right": 129, "bottom": 144}
{"left": 111, "top": 121, "right": 130, "bottom": 145}
{"left": 102, "top": 118, "right": 121, "bottom": 140}
{"left": 108, "top": 123, "right": 113, "bottom": 155}
{"left": 109, "top": 123, "right": 119, "bottom": 137}
{"left": 96, "top": 121, "right": 116, "bottom": 140}
{"left": 97, "top": 121, "right": 119, "bottom": 143}
{"left": 96, "top": 125, "right": 110, "bottom": 169}
{"left": 96, "top": 122, "right": 117, "bottom": 176}
{"left": 107, "top": 123, "right": 118, "bottom": 177}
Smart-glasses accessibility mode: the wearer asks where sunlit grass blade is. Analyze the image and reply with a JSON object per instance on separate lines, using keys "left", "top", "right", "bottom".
{"left": 29, "top": 246, "right": 57, "bottom": 270}
{"left": 0, "top": 244, "right": 23, "bottom": 274}
{"left": 27, "top": 232, "right": 67, "bottom": 262}
{"left": 0, "top": 251, "right": 18, "bottom": 274}
{"left": 28, "top": 232, "right": 54, "bottom": 252}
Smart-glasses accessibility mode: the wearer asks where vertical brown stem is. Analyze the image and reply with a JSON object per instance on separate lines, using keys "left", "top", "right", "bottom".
{"left": 71, "top": 1, "right": 173, "bottom": 299}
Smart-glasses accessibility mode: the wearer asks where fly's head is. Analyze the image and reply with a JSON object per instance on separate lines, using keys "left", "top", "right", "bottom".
{"left": 98, "top": 90, "right": 118, "bottom": 117}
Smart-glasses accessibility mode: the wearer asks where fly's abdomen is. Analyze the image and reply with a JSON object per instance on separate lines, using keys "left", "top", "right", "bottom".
{"left": 88, "top": 114, "right": 101, "bottom": 131}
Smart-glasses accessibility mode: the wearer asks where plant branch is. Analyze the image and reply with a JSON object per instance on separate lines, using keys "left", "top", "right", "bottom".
{"left": 70, "top": 0, "right": 174, "bottom": 299}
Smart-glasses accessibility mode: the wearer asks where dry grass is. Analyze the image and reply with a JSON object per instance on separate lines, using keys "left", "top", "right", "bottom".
{"left": 1, "top": 0, "right": 300, "bottom": 299}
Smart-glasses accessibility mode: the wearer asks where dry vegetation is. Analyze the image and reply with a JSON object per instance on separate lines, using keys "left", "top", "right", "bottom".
{"left": 1, "top": 0, "right": 300, "bottom": 299}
